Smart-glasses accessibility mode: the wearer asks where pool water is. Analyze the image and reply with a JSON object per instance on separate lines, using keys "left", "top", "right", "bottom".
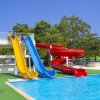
{"left": 10, "top": 75, "right": 100, "bottom": 100}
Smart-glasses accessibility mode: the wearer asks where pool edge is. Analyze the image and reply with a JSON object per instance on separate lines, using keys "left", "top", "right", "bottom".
{"left": 5, "top": 82, "right": 35, "bottom": 100}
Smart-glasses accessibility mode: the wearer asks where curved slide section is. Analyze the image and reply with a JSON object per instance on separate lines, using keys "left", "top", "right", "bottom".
{"left": 36, "top": 43, "right": 86, "bottom": 58}
{"left": 50, "top": 49, "right": 85, "bottom": 58}
{"left": 51, "top": 57, "right": 87, "bottom": 77}
{"left": 21, "top": 36, "right": 56, "bottom": 78}
{"left": 36, "top": 43, "right": 87, "bottom": 77}
{"left": 9, "top": 35, "right": 38, "bottom": 79}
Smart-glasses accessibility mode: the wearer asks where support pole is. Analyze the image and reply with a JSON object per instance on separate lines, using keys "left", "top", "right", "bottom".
{"left": 66, "top": 56, "right": 68, "bottom": 67}
{"left": 24, "top": 46, "right": 26, "bottom": 56}
{"left": 30, "top": 33, "right": 36, "bottom": 72}
{"left": 50, "top": 54, "right": 53, "bottom": 62}
{"left": 14, "top": 60, "right": 18, "bottom": 75}
{"left": 28, "top": 54, "right": 31, "bottom": 71}
{"left": 49, "top": 45, "right": 53, "bottom": 61}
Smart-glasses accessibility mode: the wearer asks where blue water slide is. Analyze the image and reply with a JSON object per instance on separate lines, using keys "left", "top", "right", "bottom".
{"left": 21, "top": 36, "right": 56, "bottom": 78}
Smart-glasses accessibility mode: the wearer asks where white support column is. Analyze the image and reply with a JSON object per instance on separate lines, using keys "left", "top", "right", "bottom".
{"left": 50, "top": 54, "right": 53, "bottom": 62}
{"left": 66, "top": 56, "right": 68, "bottom": 67}
{"left": 14, "top": 60, "right": 18, "bottom": 75}
{"left": 30, "top": 34, "right": 35, "bottom": 45}
{"left": 23, "top": 42, "right": 32, "bottom": 71}
{"left": 24, "top": 45, "right": 32, "bottom": 71}
{"left": 30, "top": 33, "right": 36, "bottom": 72}
{"left": 28, "top": 54, "right": 31, "bottom": 71}
{"left": 24, "top": 46, "right": 26, "bottom": 56}
{"left": 48, "top": 51, "right": 53, "bottom": 68}
{"left": 49, "top": 45, "right": 53, "bottom": 61}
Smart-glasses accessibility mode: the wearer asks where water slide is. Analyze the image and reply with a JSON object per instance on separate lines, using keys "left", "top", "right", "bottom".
{"left": 9, "top": 35, "right": 38, "bottom": 79}
{"left": 21, "top": 36, "right": 56, "bottom": 78}
{"left": 51, "top": 57, "right": 87, "bottom": 77}
{"left": 36, "top": 43, "right": 86, "bottom": 58}
{"left": 36, "top": 43, "right": 87, "bottom": 77}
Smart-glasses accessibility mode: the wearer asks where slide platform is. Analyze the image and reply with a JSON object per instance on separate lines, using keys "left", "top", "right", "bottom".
{"left": 9, "top": 35, "right": 38, "bottom": 79}
{"left": 21, "top": 36, "right": 56, "bottom": 78}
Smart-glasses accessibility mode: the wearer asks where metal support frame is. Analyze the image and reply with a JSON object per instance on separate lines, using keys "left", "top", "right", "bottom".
{"left": 66, "top": 56, "right": 69, "bottom": 67}
{"left": 29, "top": 33, "right": 36, "bottom": 72}
{"left": 0, "top": 33, "right": 37, "bottom": 74}
{"left": 49, "top": 45, "right": 53, "bottom": 61}
{"left": 14, "top": 60, "right": 18, "bottom": 75}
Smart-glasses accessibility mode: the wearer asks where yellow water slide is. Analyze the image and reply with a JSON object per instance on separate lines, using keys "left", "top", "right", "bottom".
{"left": 9, "top": 35, "right": 38, "bottom": 79}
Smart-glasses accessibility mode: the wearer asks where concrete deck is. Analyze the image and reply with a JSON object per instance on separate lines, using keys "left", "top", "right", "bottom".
{"left": 74, "top": 65, "right": 100, "bottom": 70}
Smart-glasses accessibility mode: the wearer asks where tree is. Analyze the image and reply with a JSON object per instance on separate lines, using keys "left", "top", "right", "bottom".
{"left": 79, "top": 33, "right": 100, "bottom": 61}
{"left": 56, "top": 16, "right": 91, "bottom": 48}
{"left": 89, "top": 36, "right": 100, "bottom": 61}
{"left": 12, "top": 16, "right": 100, "bottom": 62}
{"left": 34, "top": 20, "right": 51, "bottom": 35}
{"left": 57, "top": 16, "right": 69, "bottom": 35}
{"left": 12, "top": 23, "right": 30, "bottom": 36}
{"left": 33, "top": 20, "right": 51, "bottom": 42}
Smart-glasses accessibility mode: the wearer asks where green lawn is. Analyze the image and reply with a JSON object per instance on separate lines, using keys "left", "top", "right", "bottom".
{"left": 0, "top": 74, "right": 26, "bottom": 100}
{"left": 86, "top": 69, "right": 100, "bottom": 74}
{"left": 0, "top": 69, "right": 100, "bottom": 100}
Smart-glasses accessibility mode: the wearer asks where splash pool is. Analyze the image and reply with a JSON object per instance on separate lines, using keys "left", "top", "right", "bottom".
{"left": 9, "top": 75, "right": 100, "bottom": 100}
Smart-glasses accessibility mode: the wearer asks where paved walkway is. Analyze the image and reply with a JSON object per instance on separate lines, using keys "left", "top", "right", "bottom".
{"left": 73, "top": 65, "right": 100, "bottom": 70}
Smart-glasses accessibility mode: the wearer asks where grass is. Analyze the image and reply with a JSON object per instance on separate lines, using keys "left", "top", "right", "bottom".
{"left": 0, "top": 73, "right": 26, "bottom": 100}
{"left": 0, "top": 69, "right": 100, "bottom": 100}
{"left": 86, "top": 69, "right": 100, "bottom": 74}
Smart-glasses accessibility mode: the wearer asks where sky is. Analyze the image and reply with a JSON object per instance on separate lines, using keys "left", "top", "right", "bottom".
{"left": 0, "top": 0, "right": 100, "bottom": 36}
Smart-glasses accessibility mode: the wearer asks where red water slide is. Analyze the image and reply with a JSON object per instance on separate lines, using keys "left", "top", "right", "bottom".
{"left": 36, "top": 43, "right": 87, "bottom": 77}
{"left": 50, "top": 57, "right": 87, "bottom": 77}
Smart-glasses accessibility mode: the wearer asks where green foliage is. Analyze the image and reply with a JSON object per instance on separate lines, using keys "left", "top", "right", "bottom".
{"left": 12, "top": 23, "right": 30, "bottom": 36}
{"left": 56, "top": 16, "right": 91, "bottom": 48}
{"left": 85, "top": 36, "right": 100, "bottom": 61}
{"left": 33, "top": 20, "right": 51, "bottom": 34}
{"left": 0, "top": 48, "right": 13, "bottom": 55}
{"left": 11, "top": 15, "right": 100, "bottom": 62}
